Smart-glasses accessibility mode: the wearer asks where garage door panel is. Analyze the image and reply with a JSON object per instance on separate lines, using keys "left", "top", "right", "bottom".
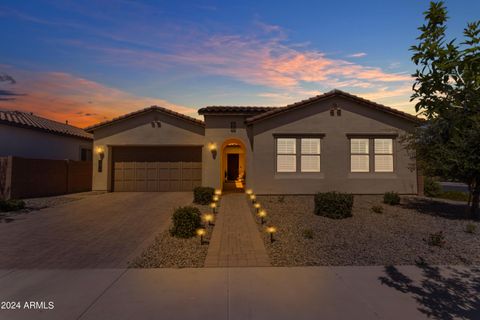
{"left": 112, "top": 146, "right": 202, "bottom": 192}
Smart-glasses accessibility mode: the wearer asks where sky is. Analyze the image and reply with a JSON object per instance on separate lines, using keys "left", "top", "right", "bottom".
{"left": 0, "top": 0, "right": 479, "bottom": 128}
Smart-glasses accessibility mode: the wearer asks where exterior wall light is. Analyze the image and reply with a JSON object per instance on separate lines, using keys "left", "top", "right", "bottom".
{"left": 258, "top": 210, "right": 267, "bottom": 224}
{"left": 210, "top": 202, "right": 217, "bottom": 214}
{"left": 208, "top": 143, "right": 217, "bottom": 159}
{"left": 203, "top": 213, "right": 214, "bottom": 226}
{"left": 196, "top": 228, "right": 206, "bottom": 244}
{"left": 250, "top": 194, "right": 256, "bottom": 203}
{"left": 266, "top": 226, "right": 277, "bottom": 243}
{"left": 95, "top": 145, "right": 105, "bottom": 172}
{"left": 254, "top": 203, "right": 261, "bottom": 213}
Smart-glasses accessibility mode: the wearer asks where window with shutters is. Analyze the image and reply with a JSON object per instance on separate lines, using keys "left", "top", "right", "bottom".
{"left": 374, "top": 139, "right": 394, "bottom": 172}
{"left": 301, "top": 138, "right": 321, "bottom": 172}
{"left": 350, "top": 139, "right": 370, "bottom": 172}
{"left": 276, "top": 138, "right": 296, "bottom": 172}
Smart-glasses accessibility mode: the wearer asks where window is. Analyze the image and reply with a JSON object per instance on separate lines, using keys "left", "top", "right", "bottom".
{"left": 276, "top": 138, "right": 296, "bottom": 172}
{"left": 80, "top": 148, "right": 92, "bottom": 162}
{"left": 350, "top": 139, "right": 369, "bottom": 172}
{"left": 301, "top": 138, "right": 321, "bottom": 172}
{"left": 374, "top": 139, "right": 393, "bottom": 172}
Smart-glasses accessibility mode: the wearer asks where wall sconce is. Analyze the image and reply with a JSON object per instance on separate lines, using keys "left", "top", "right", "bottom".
{"left": 95, "top": 145, "right": 105, "bottom": 172}
{"left": 266, "top": 226, "right": 277, "bottom": 243}
{"left": 208, "top": 143, "right": 217, "bottom": 159}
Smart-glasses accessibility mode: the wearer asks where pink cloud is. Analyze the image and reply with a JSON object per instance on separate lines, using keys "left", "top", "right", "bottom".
{"left": 0, "top": 70, "right": 196, "bottom": 128}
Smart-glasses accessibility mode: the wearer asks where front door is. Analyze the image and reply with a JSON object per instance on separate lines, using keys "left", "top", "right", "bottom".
{"left": 227, "top": 154, "right": 239, "bottom": 181}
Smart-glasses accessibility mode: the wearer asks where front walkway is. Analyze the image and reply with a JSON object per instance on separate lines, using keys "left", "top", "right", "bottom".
{"left": 1, "top": 266, "right": 478, "bottom": 320}
{"left": 205, "top": 193, "right": 270, "bottom": 267}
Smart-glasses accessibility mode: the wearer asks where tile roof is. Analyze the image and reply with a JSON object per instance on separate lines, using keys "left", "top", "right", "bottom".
{"left": 198, "top": 106, "right": 279, "bottom": 115}
{"left": 85, "top": 105, "right": 204, "bottom": 132}
{"left": 0, "top": 110, "right": 93, "bottom": 140}
{"left": 245, "top": 89, "right": 422, "bottom": 124}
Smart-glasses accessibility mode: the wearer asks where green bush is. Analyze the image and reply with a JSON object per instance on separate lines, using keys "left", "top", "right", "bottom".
{"left": 170, "top": 206, "right": 202, "bottom": 238}
{"left": 314, "top": 192, "right": 353, "bottom": 219}
{"left": 371, "top": 205, "right": 384, "bottom": 214}
{"left": 0, "top": 199, "right": 26, "bottom": 212}
{"left": 424, "top": 177, "right": 442, "bottom": 197}
{"left": 383, "top": 192, "right": 400, "bottom": 205}
{"left": 193, "top": 187, "right": 214, "bottom": 205}
{"left": 465, "top": 223, "right": 477, "bottom": 234}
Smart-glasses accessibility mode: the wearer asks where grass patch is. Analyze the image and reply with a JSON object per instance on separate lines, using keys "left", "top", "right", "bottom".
{"left": 435, "top": 191, "right": 469, "bottom": 202}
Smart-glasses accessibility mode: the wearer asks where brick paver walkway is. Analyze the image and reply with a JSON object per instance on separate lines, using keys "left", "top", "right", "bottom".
{"left": 205, "top": 193, "right": 270, "bottom": 267}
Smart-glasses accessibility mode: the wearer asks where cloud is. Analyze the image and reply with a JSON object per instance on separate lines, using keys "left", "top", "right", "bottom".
{"left": 347, "top": 52, "right": 367, "bottom": 58}
{"left": 0, "top": 69, "right": 197, "bottom": 128}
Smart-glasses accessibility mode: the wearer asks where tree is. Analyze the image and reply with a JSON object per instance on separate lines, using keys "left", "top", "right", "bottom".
{"left": 409, "top": 1, "right": 480, "bottom": 219}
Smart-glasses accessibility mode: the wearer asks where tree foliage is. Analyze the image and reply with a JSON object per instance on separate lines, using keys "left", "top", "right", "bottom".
{"left": 409, "top": 1, "right": 480, "bottom": 218}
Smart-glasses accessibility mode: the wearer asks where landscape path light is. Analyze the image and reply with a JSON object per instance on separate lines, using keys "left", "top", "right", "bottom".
{"left": 210, "top": 202, "right": 217, "bottom": 214}
{"left": 203, "top": 213, "right": 214, "bottom": 226}
{"left": 246, "top": 189, "right": 253, "bottom": 195}
{"left": 254, "top": 203, "right": 261, "bottom": 213}
{"left": 250, "top": 194, "right": 256, "bottom": 203}
{"left": 214, "top": 189, "right": 222, "bottom": 196}
{"left": 266, "top": 226, "right": 277, "bottom": 243}
{"left": 213, "top": 195, "right": 219, "bottom": 202}
{"left": 196, "top": 228, "right": 206, "bottom": 245}
{"left": 258, "top": 210, "right": 267, "bottom": 224}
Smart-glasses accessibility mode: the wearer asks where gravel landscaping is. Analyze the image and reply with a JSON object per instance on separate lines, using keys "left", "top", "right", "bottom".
{"left": 23, "top": 192, "right": 105, "bottom": 210}
{"left": 253, "top": 195, "right": 480, "bottom": 266}
{"left": 129, "top": 204, "right": 213, "bottom": 268}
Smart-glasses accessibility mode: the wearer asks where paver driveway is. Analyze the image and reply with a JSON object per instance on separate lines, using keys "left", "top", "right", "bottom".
{"left": 0, "top": 192, "right": 193, "bottom": 268}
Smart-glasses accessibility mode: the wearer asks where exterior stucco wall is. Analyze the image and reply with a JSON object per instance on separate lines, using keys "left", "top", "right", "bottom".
{"left": 250, "top": 96, "right": 418, "bottom": 194}
{"left": 0, "top": 124, "right": 92, "bottom": 161}
{"left": 202, "top": 115, "right": 253, "bottom": 190}
{"left": 91, "top": 111, "right": 205, "bottom": 191}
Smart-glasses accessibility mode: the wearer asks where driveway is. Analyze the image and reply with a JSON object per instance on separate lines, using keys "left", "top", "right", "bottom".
{"left": 0, "top": 192, "right": 193, "bottom": 268}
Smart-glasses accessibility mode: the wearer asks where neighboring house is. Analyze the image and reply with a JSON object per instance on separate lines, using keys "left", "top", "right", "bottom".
{"left": 0, "top": 110, "right": 93, "bottom": 160}
{"left": 86, "top": 89, "right": 422, "bottom": 194}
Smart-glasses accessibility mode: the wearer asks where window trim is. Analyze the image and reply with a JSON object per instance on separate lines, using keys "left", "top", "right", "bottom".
{"left": 276, "top": 138, "right": 297, "bottom": 173}
{"left": 350, "top": 138, "right": 370, "bottom": 173}
{"left": 300, "top": 138, "right": 321, "bottom": 172}
{"left": 274, "top": 134, "right": 325, "bottom": 174}
{"left": 374, "top": 138, "right": 394, "bottom": 172}
{"left": 347, "top": 135, "right": 397, "bottom": 173}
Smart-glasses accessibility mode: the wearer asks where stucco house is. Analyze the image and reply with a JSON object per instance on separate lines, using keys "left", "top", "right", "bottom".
{"left": 86, "top": 90, "right": 422, "bottom": 195}
{"left": 0, "top": 110, "right": 93, "bottom": 161}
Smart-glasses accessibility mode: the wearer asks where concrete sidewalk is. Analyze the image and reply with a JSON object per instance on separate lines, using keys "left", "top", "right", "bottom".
{"left": 1, "top": 265, "right": 478, "bottom": 320}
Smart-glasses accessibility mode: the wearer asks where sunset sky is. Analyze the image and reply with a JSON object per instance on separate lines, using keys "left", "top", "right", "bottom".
{"left": 1, "top": 0, "right": 479, "bottom": 128}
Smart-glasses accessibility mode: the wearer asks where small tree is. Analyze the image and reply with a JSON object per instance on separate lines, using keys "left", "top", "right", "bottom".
{"left": 408, "top": 1, "right": 480, "bottom": 219}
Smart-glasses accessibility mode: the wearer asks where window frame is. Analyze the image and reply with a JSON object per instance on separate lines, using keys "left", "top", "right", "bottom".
{"left": 274, "top": 134, "right": 325, "bottom": 174}
{"left": 350, "top": 138, "right": 370, "bottom": 173}
{"left": 300, "top": 138, "right": 321, "bottom": 172}
{"left": 276, "top": 138, "right": 297, "bottom": 173}
{"left": 374, "top": 138, "right": 394, "bottom": 172}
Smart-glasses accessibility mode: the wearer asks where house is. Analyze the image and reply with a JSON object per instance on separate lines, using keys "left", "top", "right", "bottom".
{"left": 86, "top": 89, "right": 422, "bottom": 195}
{"left": 0, "top": 110, "right": 93, "bottom": 161}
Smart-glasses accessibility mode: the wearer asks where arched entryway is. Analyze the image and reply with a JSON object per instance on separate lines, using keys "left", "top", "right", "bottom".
{"left": 220, "top": 138, "right": 246, "bottom": 192}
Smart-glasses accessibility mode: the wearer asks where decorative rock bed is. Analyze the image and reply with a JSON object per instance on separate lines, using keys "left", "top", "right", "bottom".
{"left": 253, "top": 195, "right": 480, "bottom": 266}
{"left": 129, "top": 204, "right": 213, "bottom": 268}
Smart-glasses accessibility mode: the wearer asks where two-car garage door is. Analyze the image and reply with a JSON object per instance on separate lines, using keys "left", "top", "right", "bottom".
{"left": 112, "top": 146, "right": 202, "bottom": 192}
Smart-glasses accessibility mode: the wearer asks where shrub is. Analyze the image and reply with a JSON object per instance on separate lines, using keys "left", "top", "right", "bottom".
{"left": 314, "top": 192, "right": 353, "bottom": 219}
{"left": 193, "top": 187, "right": 214, "bottom": 205}
{"left": 465, "top": 223, "right": 477, "bottom": 234}
{"left": 277, "top": 195, "right": 285, "bottom": 203}
{"left": 425, "top": 231, "right": 445, "bottom": 247}
{"left": 371, "top": 205, "right": 384, "bottom": 214}
{"left": 0, "top": 199, "right": 26, "bottom": 212}
{"left": 303, "top": 229, "right": 314, "bottom": 239}
{"left": 170, "top": 206, "right": 202, "bottom": 238}
{"left": 424, "top": 177, "right": 442, "bottom": 197}
{"left": 383, "top": 192, "right": 400, "bottom": 205}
